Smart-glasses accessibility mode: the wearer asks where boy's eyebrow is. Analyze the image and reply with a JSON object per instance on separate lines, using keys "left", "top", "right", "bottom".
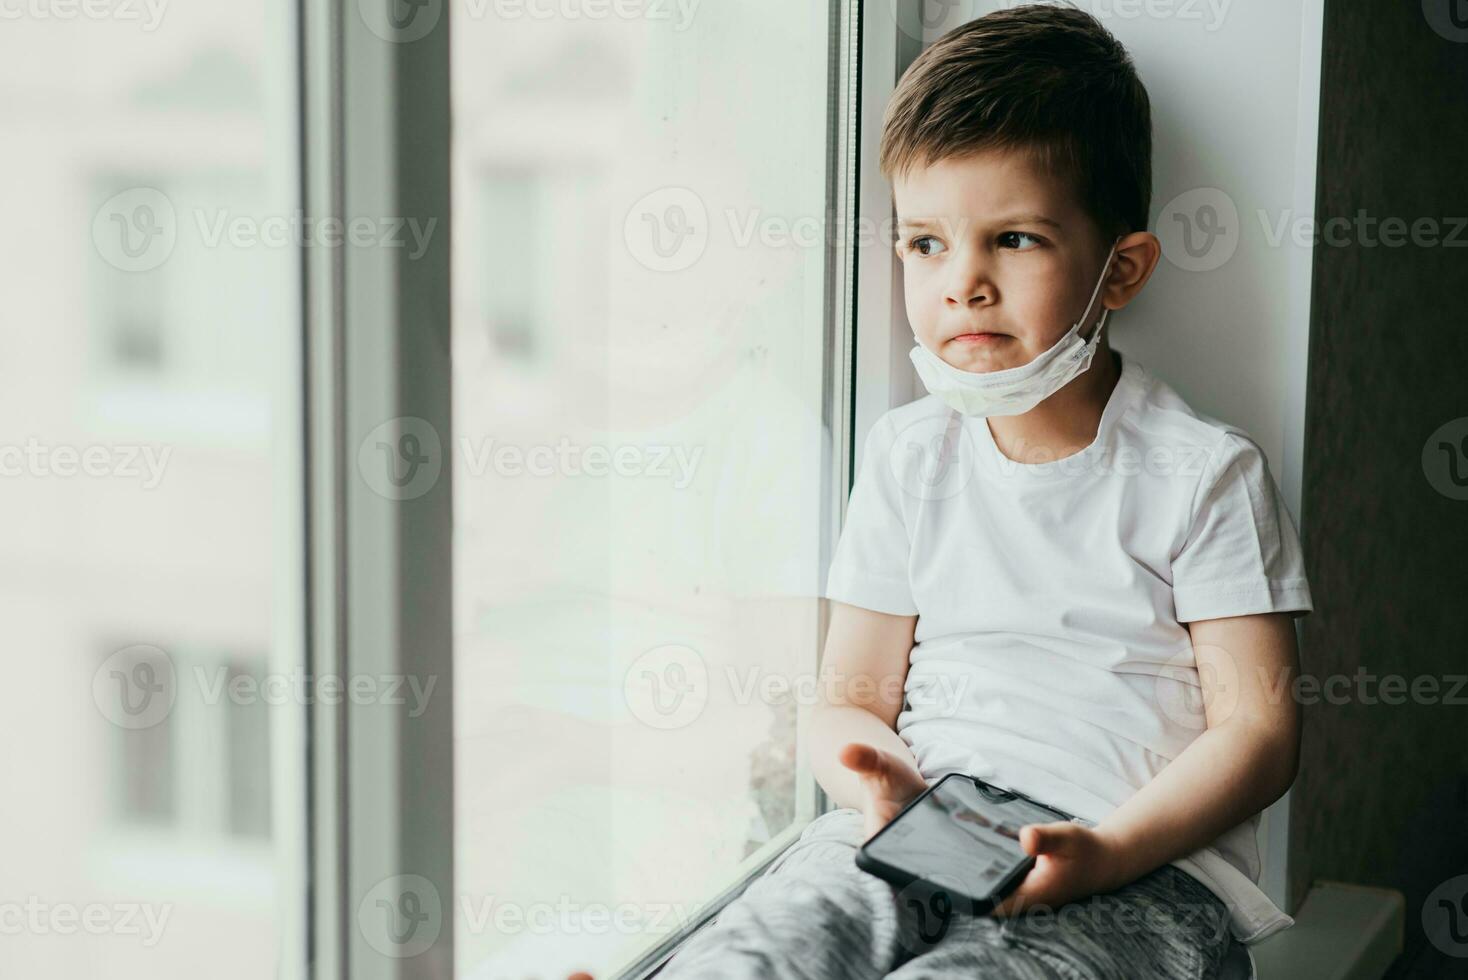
{"left": 896, "top": 213, "right": 1064, "bottom": 232}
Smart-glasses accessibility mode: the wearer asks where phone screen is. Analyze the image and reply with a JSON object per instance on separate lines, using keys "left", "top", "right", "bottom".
{"left": 862, "top": 775, "right": 1069, "bottom": 900}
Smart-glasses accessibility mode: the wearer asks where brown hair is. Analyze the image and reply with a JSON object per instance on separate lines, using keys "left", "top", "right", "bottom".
{"left": 879, "top": 3, "right": 1152, "bottom": 240}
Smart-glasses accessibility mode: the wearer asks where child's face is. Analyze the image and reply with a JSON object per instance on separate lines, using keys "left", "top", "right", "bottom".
{"left": 893, "top": 146, "right": 1115, "bottom": 374}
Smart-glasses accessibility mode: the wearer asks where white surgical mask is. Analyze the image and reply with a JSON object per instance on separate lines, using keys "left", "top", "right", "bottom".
{"left": 908, "top": 237, "right": 1121, "bottom": 418}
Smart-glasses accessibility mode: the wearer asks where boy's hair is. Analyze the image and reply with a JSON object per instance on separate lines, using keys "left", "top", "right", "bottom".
{"left": 879, "top": 3, "right": 1152, "bottom": 241}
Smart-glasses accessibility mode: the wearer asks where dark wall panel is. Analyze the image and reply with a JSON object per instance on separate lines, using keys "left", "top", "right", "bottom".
{"left": 1291, "top": 0, "right": 1468, "bottom": 973}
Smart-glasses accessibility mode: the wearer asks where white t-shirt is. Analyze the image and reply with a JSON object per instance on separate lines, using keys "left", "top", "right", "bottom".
{"left": 824, "top": 349, "right": 1313, "bottom": 945}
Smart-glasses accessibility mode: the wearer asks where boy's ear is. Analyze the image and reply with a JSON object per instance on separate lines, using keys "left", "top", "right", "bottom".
{"left": 1105, "top": 232, "right": 1163, "bottom": 310}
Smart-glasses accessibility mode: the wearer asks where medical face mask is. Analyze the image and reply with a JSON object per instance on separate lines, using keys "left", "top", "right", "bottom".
{"left": 908, "top": 238, "right": 1121, "bottom": 418}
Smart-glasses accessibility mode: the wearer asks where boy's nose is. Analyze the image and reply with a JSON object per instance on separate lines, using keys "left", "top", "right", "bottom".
{"left": 944, "top": 258, "right": 996, "bottom": 310}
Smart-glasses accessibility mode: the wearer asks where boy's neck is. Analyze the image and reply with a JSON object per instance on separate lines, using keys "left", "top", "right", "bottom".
{"left": 983, "top": 342, "right": 1122, "bottom": 465}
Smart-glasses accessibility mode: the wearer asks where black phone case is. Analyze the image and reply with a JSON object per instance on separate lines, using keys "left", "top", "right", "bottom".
{"left": 853, "top": 772, "right": 1071, "bottom": 914}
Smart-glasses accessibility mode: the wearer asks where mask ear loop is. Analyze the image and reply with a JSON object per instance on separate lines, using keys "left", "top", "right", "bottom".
{"left": 1079, "top": 236, "right": 1124, "bottom": 344}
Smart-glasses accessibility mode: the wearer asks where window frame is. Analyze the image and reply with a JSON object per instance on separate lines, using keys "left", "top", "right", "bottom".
{"left": 301, "top": 0, "right": 454, "bottom": 977}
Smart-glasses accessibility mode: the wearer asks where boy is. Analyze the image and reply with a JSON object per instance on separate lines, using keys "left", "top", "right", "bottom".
{"left": 588, "top": 5, "right": 1312, "bottom": 979}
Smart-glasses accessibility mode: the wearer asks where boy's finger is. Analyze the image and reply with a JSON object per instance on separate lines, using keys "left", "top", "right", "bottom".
{"left": 1020, "top": 822, "right": 1079, "bottom": 857}
{"left": 838, "top": 741, "right": 881, "bottom": 774}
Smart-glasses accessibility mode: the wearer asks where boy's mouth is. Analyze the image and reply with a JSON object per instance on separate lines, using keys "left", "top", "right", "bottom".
{"left": 950, "top": 332, "right": 1010, "bottom": 344}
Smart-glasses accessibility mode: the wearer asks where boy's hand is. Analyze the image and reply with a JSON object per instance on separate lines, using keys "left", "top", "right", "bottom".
{"left": 838, "top": 742, "right": 929, "bottom": 841}
{"left": 988, "top": 823, "right": 1128, "bottom": 918}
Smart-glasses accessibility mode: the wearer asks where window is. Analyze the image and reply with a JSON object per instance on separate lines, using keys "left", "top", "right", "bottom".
{"left": 0, "top": 4, "right": 304, "bottom": 977}
{"left": 3, "top": 2, "right": 868, "bottom": 977}
{"left": 451, "top": 3, "right": 856, "bottom": 977}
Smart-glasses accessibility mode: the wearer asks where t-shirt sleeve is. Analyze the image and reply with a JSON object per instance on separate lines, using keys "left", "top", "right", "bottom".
{"left": 1170, "top": 431, "right": 1314, "bottom": 623}
{"left": 823, "top": 414, "right": 918, "bottom": 616}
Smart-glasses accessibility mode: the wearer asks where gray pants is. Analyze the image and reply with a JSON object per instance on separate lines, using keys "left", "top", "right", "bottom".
{"left": 657, "top": 807, "right": 1234, "bottom": 980}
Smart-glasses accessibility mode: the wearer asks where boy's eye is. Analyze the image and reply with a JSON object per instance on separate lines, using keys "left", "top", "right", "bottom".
{"left": 908, "top": 235, "right": 946, "bottom": 257}
{"left": 998, "top": 231, "right": 1043, "bottom": 250}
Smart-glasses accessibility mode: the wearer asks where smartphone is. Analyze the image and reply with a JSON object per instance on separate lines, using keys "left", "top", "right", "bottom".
{"left": 854, "top": 772, "right": 1073, "bottom": 914}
